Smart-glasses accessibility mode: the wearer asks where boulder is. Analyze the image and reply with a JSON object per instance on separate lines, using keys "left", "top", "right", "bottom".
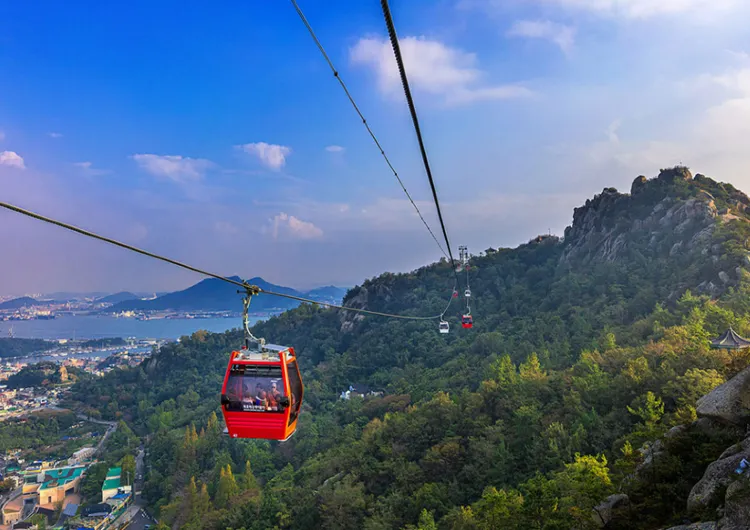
{"left": 666, "top": 424, "right": 689, "bottom": 439}
{"left": 592, "top": 493, "right": 630, "bottom": 527}
{"left": 658, "top": 166, "right": 694, "bottom": 182}
{"left": 687, "top": 435, "right": 750, "bottom": 515}
{"left": 719, "top": 479, "right": 750, "bottom": 529}
{"left": 632, "top": 175, "right": 648, "bottom": 195}
{"left": 696, "top": 367, "right": 750, "bottom": 426}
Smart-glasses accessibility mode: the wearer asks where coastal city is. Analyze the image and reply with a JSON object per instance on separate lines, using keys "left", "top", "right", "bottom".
{"left": 0, "top": 434, "right": 153, "bottom": 530}
{"left": 0, "top": 334, "right": 159, "bottom": 530}
{"left": 0, "top": 344, "right": 159, "bottom": 420}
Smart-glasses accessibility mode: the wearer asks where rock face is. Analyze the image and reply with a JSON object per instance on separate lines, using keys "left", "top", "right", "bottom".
{"left": 721, "top": 479, "right": 750, "bottom": 529}
{"left": 687, "top": 434, "right": 750, "bottom": 515}
{"left": 339, "top": 283, "right": 394, "bottom": 333}
{"left": 696, "top": 366, "right": 750, "bottom": 426}
{"left": 562, "top": 169, "right": 719, "bottom": 271}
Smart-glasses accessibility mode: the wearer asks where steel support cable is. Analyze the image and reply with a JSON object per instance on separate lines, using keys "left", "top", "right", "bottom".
{"left": 465, "top": 263, "right": 471, "bottom": 315}
{"left": 439, "top": 279, "right": 457, "bottom": 320}
{"left": 289, "top": 0, "right": 448, "bottom": 261}
{"left": 0, "top": 201, "right": 443, "bottom": 321}
{"left": 380, "top": 0, "right": 461, "bottom": 288}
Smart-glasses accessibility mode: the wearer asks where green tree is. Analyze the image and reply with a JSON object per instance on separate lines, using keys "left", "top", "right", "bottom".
{"left": 243, "top": 459, "right": 259, "bottom": 492}
{"left": 215, "top": 464, "right": 238, "bottom": 509}
{"left": 119, "top": 454, "right": 136, "bottom": 485}
{"left": 28, "top": 513, "right": 47, "bottom": 530}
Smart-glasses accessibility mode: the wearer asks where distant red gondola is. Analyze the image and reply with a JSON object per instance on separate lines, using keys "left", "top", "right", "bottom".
{"left": 221, "top": 343, "right": 303, "bottom": 441}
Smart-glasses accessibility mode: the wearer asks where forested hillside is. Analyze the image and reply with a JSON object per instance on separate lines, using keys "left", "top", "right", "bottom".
{"left": 70, "top": 168, "right": 750, "bottom": 529}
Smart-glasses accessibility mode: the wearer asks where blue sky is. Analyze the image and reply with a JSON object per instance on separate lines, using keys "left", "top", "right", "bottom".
{"left": 2, "top": 0, "right": 750, "bottom": 295}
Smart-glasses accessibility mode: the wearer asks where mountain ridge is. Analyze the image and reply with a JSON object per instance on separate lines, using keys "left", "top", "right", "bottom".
{"left": 0, "top": 296, "right": 44, "bottom": 310}
{"left": 70, "top": 166, "right": 750, "bottom": 530}
{"left": 106, "top": 276, "right": 348, "bottom": 313}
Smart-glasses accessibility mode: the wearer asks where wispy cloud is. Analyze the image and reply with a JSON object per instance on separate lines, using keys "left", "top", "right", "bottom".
{"left": 265, "top": 212, "right": 323, "bottom": 240}
{"left": 237, "top": 142, "right": 291, "bottom": 171}
{"left": 0, "top": 151, "right": 25, "bottom": 169}
{"left": 48, "top": 132, "right": 63, "bottom": 139}
{"left": 325, "top": 145, "right": 345, "bottom": 153}
{"left": 350, "top": 36, "right": 532, "bottom": 105}
{"left": 537, "top": 0, "right": 737, "bottom": 19}
{"left": 214, "top": 221, "right": 239, "bottom": 235}
{"left": 131, "top": 154, "right": 213, "bottom": 183}
{"left": 506, "top": 20, "right": 576, "bottom": 54}
{"left": 74, "top": 161, "right": 110, "bottom": 176}
{"left": 0, "top": 131, "right": 5, "bottom": 142}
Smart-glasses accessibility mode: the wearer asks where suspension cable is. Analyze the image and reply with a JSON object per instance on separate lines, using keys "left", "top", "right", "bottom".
{"left": 289, "top": 0, "right": 450, "bottom": 262}
{"left": 440, "top": 279, "right": 457, "bottom": 321}
{"left": 0, "top": 201, "right": 444, "bottom": 321}
{"left": 380, "top": 0, "right": 461, "bottom": 287}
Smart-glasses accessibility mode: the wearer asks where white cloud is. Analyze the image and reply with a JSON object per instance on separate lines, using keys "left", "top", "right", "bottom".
{"left": 0, "top": 151, "right": 25, "bottom": 169}
{"left": 540, "top": 0, "right": 737, "bottom": 19}
{"left": 350, "top": 36, "right": 532, "bottom": 105}
{"left": 265, "top": 212, "right": 323, "bottom": 240}
{"left": 131, "top": 154, "right": 213, "bottom": 183}
{"left": 506, "top": 20, "right": 576, "bottom": 54}
{"left": 48, "top": 132, "right": 63, "bottom": 139}
{"left": 606, "top": 120, "right": 621, "bottom": 144}
{"left": 325, "top": 145, "right": 345, "bottom": 153}
{"left": 74, "top": 161, "right": 110, "bottom": 176}
{"left": 237, "top": 142, "right": 291, "bottom": 171}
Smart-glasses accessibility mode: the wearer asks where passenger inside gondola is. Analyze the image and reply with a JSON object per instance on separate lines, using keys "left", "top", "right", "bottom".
{"left": 225, "top": 373, "right": 286, "bottom": 412}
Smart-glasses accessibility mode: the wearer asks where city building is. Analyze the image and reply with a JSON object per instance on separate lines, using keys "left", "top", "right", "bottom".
{"left": 101, "top": 467, "right": 121, "bottom": 502}
{"left": 1, "top": 495, "right": 23, "bottom": 525}
{"left": 22, "top": 466, "right": 85, "bottom": 506}
{"left": 68, "top": 446, "right": 95, "bottom": 466}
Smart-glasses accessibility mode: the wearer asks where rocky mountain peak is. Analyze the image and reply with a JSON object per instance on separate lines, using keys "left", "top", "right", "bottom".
{"left": 561, "top": 167, "right": 750, "bottom": 297}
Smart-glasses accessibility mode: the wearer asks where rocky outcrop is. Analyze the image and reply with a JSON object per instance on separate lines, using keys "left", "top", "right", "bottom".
{"left": 561, "top": 169, "right": 719, "bottom": 270}
{"left": 687, "top": 434, "right": 750, "bottom": 515}
{"left": 339, "top": 283, "right": 395, "bottom": 332}
{"left": 593, "top": 493, "right": 630, "bottom": 527}
{"left": 696, "top": 367, "right": 750, "bottom": 426}
{"left": 721, "top": 479, "right": 750, "bottom": 529}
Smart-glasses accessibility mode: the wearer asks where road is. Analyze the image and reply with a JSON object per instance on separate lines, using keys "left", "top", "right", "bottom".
{"left": 109, "top": 446, "right": 155, "bottom": 530}
{"left": 124, "top": 507, "right": 157, "bottom": 530}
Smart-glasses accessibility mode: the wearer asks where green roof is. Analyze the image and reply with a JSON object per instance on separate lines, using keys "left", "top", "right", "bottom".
{"left": 106, "top": 467, "right": 122, "bottom": 478}
{"left": 40, "top": 467, "right": 85, "bottom": 490}
{"left": 102, "top": 477, "right": 121, "bottom": 491}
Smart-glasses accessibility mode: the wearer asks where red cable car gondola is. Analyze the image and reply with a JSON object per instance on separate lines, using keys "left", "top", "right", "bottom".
{"left": 221, "top": 343, "right": 304, "bottom": 441}
{"left": 461, "top": 314, "right": 473, "bottom": 329}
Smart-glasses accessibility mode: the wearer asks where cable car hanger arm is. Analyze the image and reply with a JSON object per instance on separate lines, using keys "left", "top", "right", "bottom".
{"left": 0, "top": 201, "right": 441, "bottom": 321}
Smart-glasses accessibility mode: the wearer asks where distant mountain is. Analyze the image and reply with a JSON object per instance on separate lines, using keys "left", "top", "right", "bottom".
{"left": 106, "top": 277, "right": 343, "bottom": 313}
{"left": 44, "top": 291, "right": 110, "bottom": 301}
{"left": 304, "top": 285, "right": 349, "bottom": 304}
{"left": 96, "top": 292, "right": 140, "bottom": 305}
{"left": 0, "top": 296, "right": 44, "bottom": 310}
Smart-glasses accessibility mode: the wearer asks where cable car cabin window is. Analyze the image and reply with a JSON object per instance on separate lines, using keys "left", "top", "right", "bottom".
{"left": 225, "top": 365, "right": 286, "bottom": 413}
{"left": 286, "top": 360, "right": 303, "bottom": 425}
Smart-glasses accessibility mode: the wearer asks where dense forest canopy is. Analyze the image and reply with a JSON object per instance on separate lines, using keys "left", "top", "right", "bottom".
{"left": 0, "top": 337, "right": 55, "bottom": 358}
{"left": 69, "top": 168, "right": 750, "bottom": 529}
